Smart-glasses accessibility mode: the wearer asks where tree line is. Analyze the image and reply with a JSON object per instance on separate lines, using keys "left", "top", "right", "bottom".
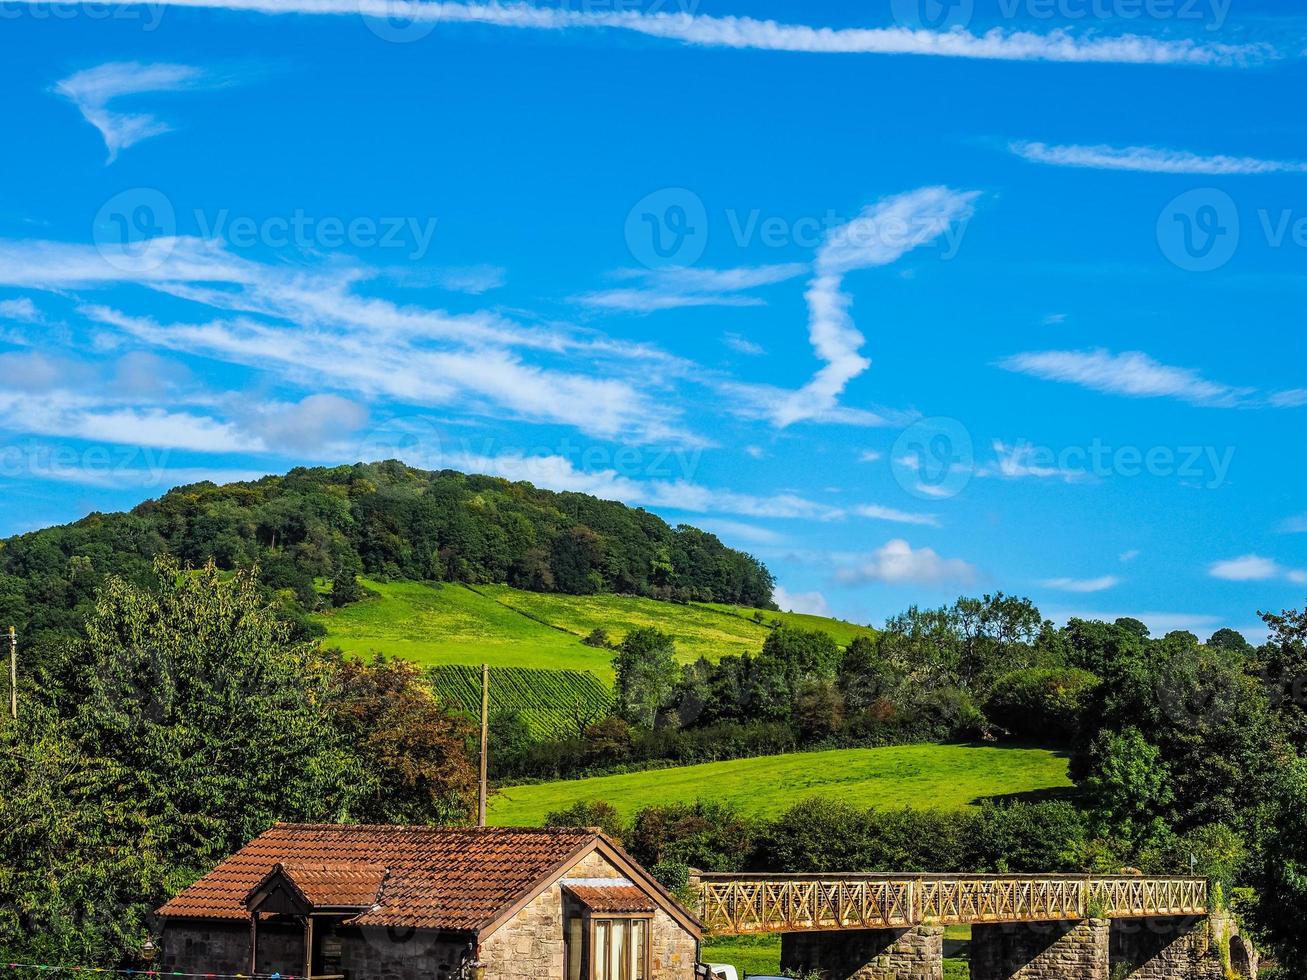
{"left": 0, "top": 460, "right": 776, "bottom": 646}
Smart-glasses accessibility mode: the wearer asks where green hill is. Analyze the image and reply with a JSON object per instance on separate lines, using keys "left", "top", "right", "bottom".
{"left": 486, "top": 743, "right": 1073, "bottom": 825}
{"left": 313, "top": 578, "right": 877, "bottom": 682}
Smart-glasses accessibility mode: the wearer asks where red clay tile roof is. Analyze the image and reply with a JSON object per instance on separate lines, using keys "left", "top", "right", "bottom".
{"left": 564, "top": 885, "right": 655, "bottom": 914}
{"left": 255, "top": 862, "right": 387, "bottom": 910}
{"left": 158, "top": 824, "right": 599, "bottom": 933}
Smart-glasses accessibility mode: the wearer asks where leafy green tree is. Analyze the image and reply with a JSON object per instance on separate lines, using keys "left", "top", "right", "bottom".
{"left": 794, "top": 680, "right": 845, "bottom": 738}
{"left": 761, "top": 626, "right": 841, "bottom": 687}
{"left": 1082, "top": 727, "right": 1174, "bottom": 845}
{"left": 325, "top": 654, "right": 477, "bottom": 824}
{"left": 1250, "top": 758, "right": 1307, "bottom": 972}
{"left": 626, "top": 800, "right": 754, "bottom": 871}
{"left": 985, "top": 668, "right": 1099, "bottom": 743}
{"left": 1207, "top": 627, "right": 1252, "bottom": 655}
{"left": 545, "top": 799, "right": 626, "bottom": 842}
{"left": 613, "top": 627, "right": 679, "bottom": 727}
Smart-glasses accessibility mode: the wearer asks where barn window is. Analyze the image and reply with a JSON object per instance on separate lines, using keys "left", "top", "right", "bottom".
{"left": 592, "top": 919, "right": 648, "bottom": 980}
{"left": 562, "top": 885, "right": 654, "bottom": 980}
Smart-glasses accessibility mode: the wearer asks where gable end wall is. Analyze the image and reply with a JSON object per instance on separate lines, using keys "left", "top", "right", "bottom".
{"left": 480, "top": 850, "right": 697, "bottom": 980}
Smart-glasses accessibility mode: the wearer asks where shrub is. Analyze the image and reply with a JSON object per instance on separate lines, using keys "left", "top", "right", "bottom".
{"left": 986, "top": 667, "right": 1100, "bottom": 743}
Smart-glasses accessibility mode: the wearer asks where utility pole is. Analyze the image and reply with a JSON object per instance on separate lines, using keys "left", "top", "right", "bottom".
{"left": 478, "top": 663, "right": 489, "bottom": 827}
{"left": 8, "top": 626, "right": 15, "bottom": 721}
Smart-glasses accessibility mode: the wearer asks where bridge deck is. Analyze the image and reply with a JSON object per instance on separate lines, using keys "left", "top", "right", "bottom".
{"left": 696, "top": 873, "right": 1207, "bottom": 934}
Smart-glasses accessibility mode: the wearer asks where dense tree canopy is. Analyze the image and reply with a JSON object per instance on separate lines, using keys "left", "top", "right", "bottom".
{"left": 0, "top": 559, "right": 477, "bottom": 965}
{"left": 0, "top": 462, "right": 776, "bottom": 651}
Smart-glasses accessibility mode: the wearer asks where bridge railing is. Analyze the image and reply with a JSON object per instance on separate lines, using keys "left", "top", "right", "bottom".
{"left": 696, "top": 874, "right": 1207, "bottom": 934}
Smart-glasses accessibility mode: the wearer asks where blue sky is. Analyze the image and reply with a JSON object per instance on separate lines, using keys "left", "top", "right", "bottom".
{"left": 1, "top": 0, "right": 1305, "bottom": 639}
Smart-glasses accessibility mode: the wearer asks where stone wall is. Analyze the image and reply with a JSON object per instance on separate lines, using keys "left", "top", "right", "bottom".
{"left": 970, "top": 918, "right": 1109, "bottom": 980}
{"left": 781, "top": 926, "right": 944, "bottom": 979}
{"left": 160, "top": 920, "right": 252, "bottom": 976}
{"left": 339, "top": 925, "right": 469, "bottom": 980}
{"left": 1109, "top": 914, "right": 1256, "bottom": 979}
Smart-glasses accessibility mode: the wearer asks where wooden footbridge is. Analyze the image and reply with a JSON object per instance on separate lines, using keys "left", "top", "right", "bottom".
{"left": 696, "top": 873, "right": 1208, "bottom": 934}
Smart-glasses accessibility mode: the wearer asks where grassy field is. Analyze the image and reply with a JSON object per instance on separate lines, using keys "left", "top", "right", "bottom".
{"left": 488, "top": 743, "right": 1072, "bottom": 825}
{"left": 696, "top": 602, "right": 877, "bottom": 648}
{"left": 314, "top": 579, "right": 876, "bottom": 682}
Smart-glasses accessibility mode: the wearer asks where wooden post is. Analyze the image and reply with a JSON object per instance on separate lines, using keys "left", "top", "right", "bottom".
{"left": 8, "top": 626, "right": 15, "bottom": 722}
{"left": 249, "top": 914, "right": 259, "bottom": 975}
{"left": 478, "top": 663, "right": 489, "bottom": 827}
{"left": 302, "top": 916, "right": 314, "bottom": 980}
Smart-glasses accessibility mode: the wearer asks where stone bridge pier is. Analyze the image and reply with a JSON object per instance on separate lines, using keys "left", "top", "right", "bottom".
{"left": 778, "top": 913, "right": 1255, "bottom": 980}
{"left": 781, "top": 926, "right": 945, "bottom": 980}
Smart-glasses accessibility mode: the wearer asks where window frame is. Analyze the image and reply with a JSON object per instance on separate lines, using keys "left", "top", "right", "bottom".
{"left": 564, "top": 897, "right": 652, "bottom": 980}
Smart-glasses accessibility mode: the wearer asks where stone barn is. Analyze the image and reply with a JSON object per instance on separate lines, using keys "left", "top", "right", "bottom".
{"left": 157, "top": 824, "right": 701, "bottom": 980}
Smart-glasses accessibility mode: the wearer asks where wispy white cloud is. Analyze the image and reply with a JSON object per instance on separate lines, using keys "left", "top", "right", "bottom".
{"left": 724, "top": 332, "right": 766, "bottom": 356}
{"left": 1120, "top": 549, "right": 1141, "bottom": 562}
{"left": 0, "top": 235, "right": 701, "bottom": 446}
{"left": 0, "top": 387, "right": 262, "bottom": 453}
{"left": 854, "top": 503, "right": 941, "bottom": 527}
{"left": 857, "top": 449, "right": 883, "bottom": 463}
{"left": 697, "top": 519, "right": 783, "bottom": 546}
{"left": 431, "top": 265, "right": 506, "bottom": 295}
{"left": 0, "top": 297, "right": 43, "bottom": 323}
{"left": 1209, "top": 553, "right": 1307, "bottom": 583}
{"left": 999, "top": 348, "right": 1261, "bottom": 408}
{"left": 1042, "top": 575, "right": 1121, "bottom": 593}
{"left": 835, "top": 538, "right": 977, "bottom": 586}
{"left": 26, "top": 0, "right": 1272, "bottom": 66}
{"left": 575, "top": 264, "right": 806, "bottom": 312}
{"left": 1012, "top": 140, "right": 1307, "bottom": 175}
{"left": 765, "top": 186, "right": 978, "bottom": 427}
{"left": 574, "top": 288, "right": 764, "bottom": 312}
{"left": 1280, "top": 514, "right": 1307, "bottom": 534}
{"left": 54, "top": 62, "right": 209, "bottom": 162}
{"left": 980, "top": 440, "right": 1088, "bottom": 482}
